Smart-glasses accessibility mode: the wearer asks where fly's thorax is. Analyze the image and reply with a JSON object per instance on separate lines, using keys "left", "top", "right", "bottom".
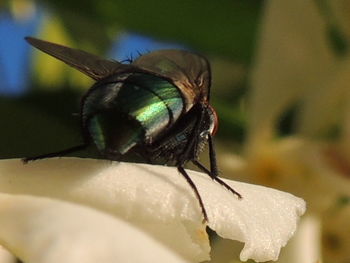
{"left": 81, "top": 72, "right": 185, "bottom": 158}
{"left": 132, "top": 49, "right": 211, "bottom": 112}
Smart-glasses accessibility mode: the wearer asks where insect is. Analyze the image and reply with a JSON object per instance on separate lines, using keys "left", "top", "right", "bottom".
{"left": 23, "top": 37, "right": 241, "bottom": 222}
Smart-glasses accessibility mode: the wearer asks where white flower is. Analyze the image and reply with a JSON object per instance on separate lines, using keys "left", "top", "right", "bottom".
{"left": 0, "top": 158, "right": 305, "bottom": 262}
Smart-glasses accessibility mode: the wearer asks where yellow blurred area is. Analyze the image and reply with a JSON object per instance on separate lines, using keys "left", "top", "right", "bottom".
{"left": 31, "top": 15, "right": 93, "bottom": 91}
{"left": 10, "top": 0, "right": 35, "bottom": 21}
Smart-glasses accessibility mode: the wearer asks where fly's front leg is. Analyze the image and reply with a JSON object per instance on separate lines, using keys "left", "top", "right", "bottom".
{"left": 192, "top": 132, "right": 242, "bottom": 199}
{"left": 177, "top": 166, "right": 208, "bottom": 223}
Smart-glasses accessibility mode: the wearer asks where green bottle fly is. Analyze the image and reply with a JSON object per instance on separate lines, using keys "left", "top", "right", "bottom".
{"left": 23, "top": 37, "right": 241, "bottom": 222}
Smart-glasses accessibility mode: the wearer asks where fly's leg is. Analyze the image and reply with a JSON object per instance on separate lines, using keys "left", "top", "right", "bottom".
{"left": 22, "top": 143, "right": 89, "bottom": 163}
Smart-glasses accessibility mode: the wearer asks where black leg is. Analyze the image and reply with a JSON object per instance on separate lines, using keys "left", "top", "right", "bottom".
{"left": 192, "top": 160, "right": 242, "bottom": 199}
{"left": 207, "top": 134, "right": 219, "bottom": 176}
{"left": 22, "top": 143, "right": 89, "bottom": 164}
{"left": 177, "top": 166, "right": 208, "bottom": 223}
{"left": 174, "top": 105, "right": 214, "bottom": 222}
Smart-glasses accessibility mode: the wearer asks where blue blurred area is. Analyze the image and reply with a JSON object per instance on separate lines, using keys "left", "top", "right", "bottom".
{"left": 0, "top": 9, "right": 185, "bottom": 96}
{"left": 0, "top": 9, "right": 43, "bottom": 96}
{"left": 110, "top": 33, "right": 186, "bottom": 61}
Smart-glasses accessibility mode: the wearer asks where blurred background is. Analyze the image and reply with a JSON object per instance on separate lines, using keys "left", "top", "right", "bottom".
{"left": 0, "top": 0, "right": 349, "bottom": 262}
{"left": 0, "top": 0, "right": 258, "bottom": 159}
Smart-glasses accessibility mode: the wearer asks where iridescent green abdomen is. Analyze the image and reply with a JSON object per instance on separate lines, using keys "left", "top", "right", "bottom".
{"left": 82, "top": 73, "right": 184, "bottom": 156}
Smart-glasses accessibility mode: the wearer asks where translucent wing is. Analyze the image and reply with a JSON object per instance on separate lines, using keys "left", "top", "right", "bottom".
{"left": 132, "top": 50, "right": 211, "bottom": 111}
{"left": 25, "top": 37, "right": 131, "bottom": 80}
{"left": 25, "top": 38, "right": 212, "bottom": 111}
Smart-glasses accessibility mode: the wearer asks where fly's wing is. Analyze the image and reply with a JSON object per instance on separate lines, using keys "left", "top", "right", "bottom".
{"left": 132, "top": 50, "right": 211, "bottom": 111}
{"left": 25, "top": 37, "right": 132, "bottom": 80}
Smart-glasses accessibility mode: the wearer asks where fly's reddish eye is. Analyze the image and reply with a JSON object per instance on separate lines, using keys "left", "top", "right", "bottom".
{"left": 208, "top": 104, "right": 219, "bottom": 136}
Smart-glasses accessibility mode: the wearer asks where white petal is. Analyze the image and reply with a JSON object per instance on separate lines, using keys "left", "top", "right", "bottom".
{"left": 0, "top": 158, "right": 305, "bottom": 262}
{"left": 0, "top": 193, "right": 189, "bottom": 263}
{"left": 278, "top": 214, "right": 322, "bottom": 263}
{"left": 201, "top": 177, "right": 306, "bottom": 261}
{"left": 0, "top": 158, "right": 210, "bottom": 261}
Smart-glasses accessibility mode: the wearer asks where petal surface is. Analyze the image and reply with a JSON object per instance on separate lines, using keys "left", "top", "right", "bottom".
{"left": 0, "top": 158, "right": 306, "bottom": 262}
{"left": 0, "top": 193, "right": 189, "bottom": 263}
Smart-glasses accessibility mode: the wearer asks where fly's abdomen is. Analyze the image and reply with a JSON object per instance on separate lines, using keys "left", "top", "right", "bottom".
{"left": 84, "top": 73, "right": 184, "bottom": 156}
{"left": 120, "top": 73, "right": 184, "bottom": 141}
